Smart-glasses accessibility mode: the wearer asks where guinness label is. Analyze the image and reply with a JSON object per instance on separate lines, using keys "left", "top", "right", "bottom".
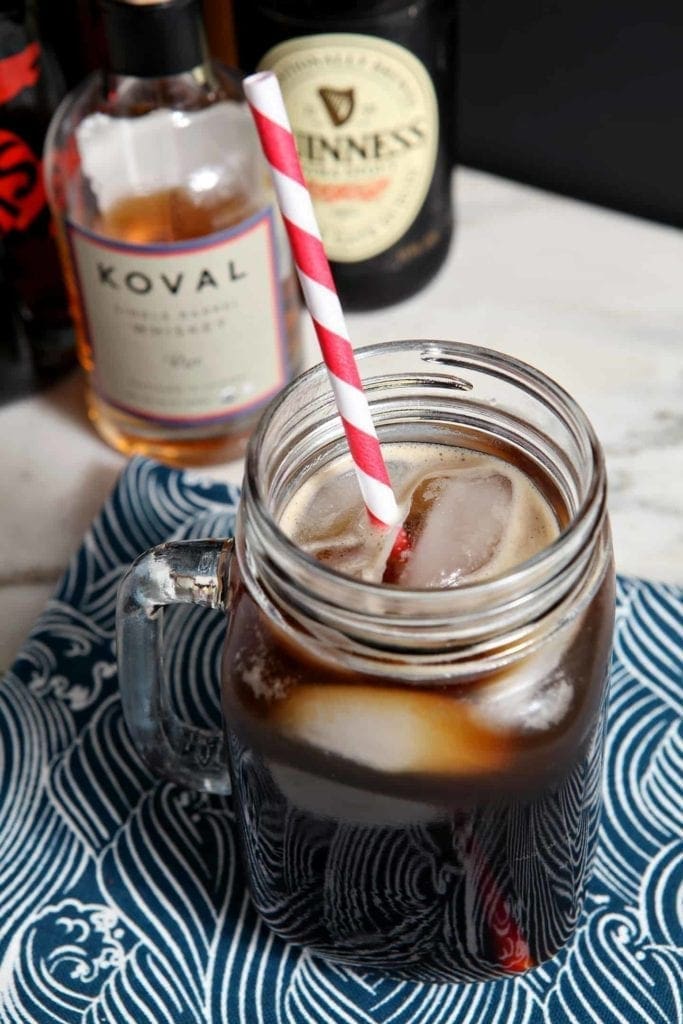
{"left": 259, "top": 34, "right": 439, "bottom": 263}
{"left": 67, "top": 208, "right": 288, "bottom": 424}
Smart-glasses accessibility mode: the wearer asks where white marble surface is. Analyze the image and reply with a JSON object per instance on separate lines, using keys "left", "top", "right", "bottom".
{"left": 1, "top": 168, "right": 681, "bottom": 669}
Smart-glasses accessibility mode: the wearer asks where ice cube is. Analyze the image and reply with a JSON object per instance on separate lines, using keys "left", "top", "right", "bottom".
{"left": 280, "top": 458, "right": 358, "bottom": 540}
{"left": 398, "top": 471, "right": 514, "bottom": 588}
{"left": 270, "top": 684, "right": 510, "bottom": 775}
{"left": 469, "top": 615, "right": 580, "bottom": 732}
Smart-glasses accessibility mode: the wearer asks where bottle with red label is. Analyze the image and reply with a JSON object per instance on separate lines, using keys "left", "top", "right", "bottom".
{"left": 44, "top": 0, "right": 302, "bottom": 466}
{"left": 0, "top": 0, "right": 75, "bottom": 403}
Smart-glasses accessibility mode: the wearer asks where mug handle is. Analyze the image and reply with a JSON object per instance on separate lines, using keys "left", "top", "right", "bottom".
{"left": 116, "top": 538, "right": 233, "bottom": 794}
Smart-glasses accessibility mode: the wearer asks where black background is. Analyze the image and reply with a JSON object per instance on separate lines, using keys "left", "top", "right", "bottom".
{"left": 457, "top": 0, "right": 683, "bottom": 227}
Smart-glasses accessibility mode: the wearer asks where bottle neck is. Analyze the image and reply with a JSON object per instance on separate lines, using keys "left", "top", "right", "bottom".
{"left": 100, "top": 0, "right": 207, "bottom": 78}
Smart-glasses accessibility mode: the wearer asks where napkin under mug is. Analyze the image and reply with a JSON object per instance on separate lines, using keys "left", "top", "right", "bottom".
{"left": 0, "top": 457, "right": 681, "bottom": 1024}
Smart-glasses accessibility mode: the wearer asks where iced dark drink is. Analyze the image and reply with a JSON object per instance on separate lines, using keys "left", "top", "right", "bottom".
{"left": 222, "top": 429, "right": 614, "bottom": 982}
{"left": 118, "top": 340, "right": 615, "bottom": 983}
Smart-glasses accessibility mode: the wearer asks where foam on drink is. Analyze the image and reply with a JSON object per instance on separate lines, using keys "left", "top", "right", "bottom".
{"left": 280, "top": 442, "right": 560, "bottom": 586}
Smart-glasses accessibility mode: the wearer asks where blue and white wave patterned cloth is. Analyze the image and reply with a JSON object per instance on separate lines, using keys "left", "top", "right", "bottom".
{"left": 0, "top": 457, "right": 681, "bottom": 1024}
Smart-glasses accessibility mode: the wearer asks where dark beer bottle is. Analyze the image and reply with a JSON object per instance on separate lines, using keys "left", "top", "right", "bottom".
{"left": 0, "top": 0, "right": 74, "bottom": 400}
{"left": 203, "top": 0, "right": 238, "bottom": 68}
{"left": 234, "top": 0, "right": 456, "bottom": 310}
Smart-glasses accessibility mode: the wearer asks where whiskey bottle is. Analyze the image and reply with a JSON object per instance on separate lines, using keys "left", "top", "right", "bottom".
{"left": 44, "top": 0, "right": 302, "bottom": 466}
{"left": 234, "top": 0, "right": 456, "bottom": 310}
{"left": 0, "top": 0, "right": 75, "bottom": 399}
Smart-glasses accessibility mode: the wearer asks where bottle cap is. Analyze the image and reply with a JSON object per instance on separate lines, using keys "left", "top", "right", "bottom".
{"left": 99, "top": 0, "right": 206, "bottom": 78}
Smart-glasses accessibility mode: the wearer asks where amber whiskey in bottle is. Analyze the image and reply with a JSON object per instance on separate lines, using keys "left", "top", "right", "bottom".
{"left": 44, "top": 0, "right": 301, "bottom": 466}
{"left": 235, "top": 0, "right": 456, "bottom": 310}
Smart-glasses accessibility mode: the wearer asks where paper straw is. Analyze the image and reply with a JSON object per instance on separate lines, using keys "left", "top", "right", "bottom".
{"left": 243, "top": 71, "right": 401, "bottom": 530}
{"left": 243, "top": 77, "right": 537, "bottom": 970}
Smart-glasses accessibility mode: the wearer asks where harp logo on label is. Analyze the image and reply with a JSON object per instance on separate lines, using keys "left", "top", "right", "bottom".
{"left": 318, "top": 87, "right": 355, "bottom": 127}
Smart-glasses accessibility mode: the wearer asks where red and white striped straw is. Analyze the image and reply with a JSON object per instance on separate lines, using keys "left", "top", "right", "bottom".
{"left": 243, "top": 71, "right": 400, "bottom": 529}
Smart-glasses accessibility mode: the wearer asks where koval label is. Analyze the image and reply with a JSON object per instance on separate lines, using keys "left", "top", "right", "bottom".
{"left": 259, "top": 33, "right": 439, "bottom": 263}
{"left": 67, "top": 207, "right": 288, "bottom": 425}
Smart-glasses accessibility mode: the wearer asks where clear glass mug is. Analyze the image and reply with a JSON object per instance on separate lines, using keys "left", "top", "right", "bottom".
{"left": 117, "top": 340, "right": 615, "bottom": 983}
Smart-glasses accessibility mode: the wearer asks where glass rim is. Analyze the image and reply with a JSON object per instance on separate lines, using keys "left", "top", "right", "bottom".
{"left": 244, "top": 339, "right": 607, "bottom": 610}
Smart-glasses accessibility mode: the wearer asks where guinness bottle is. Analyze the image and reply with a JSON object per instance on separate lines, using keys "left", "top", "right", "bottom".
{"left": 234, "top": 0, "right": 456, "bottom": 309}
{"left": 44, "top": 0, "right": 301, "bottom": 466}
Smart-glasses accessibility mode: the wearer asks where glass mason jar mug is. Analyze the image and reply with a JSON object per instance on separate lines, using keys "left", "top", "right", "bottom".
{"left": 117, "top": 340, "right": 615, "bottom": 983}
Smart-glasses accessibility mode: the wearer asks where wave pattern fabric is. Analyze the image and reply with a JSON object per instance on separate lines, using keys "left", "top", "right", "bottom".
{"left": 0, "top": 457, "right": 681, "bottom": 1023}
